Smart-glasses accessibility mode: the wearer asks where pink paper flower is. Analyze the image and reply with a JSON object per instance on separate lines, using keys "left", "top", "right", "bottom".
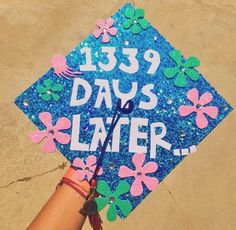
{"left": 118, "top": 153, "right": 159, "bottom": 197}
{"left": 29, "top": 112, "right": 71, "bottom": 153}
{"left": 72, "top": 156, "right": 103, "bottom": 181}
{"left": 93, "top": 18, "right": 118, "bottom": 43}
{"left": 179, "top": 88, "right": 218, "bottom": 129}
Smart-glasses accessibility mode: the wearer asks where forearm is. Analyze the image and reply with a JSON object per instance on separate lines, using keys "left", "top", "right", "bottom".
{"left": 27, "top": 183, "right": 87, "bottom": 230}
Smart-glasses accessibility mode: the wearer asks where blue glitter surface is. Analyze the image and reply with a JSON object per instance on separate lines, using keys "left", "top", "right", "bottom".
{"left": 15, "top": 3, "right": 232, "bottom": 219}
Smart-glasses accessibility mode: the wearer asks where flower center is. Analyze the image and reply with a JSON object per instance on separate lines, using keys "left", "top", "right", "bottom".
{"left": 196, "top": 104, "right": 202, "bottom": 110}
{"left": 109, "top": 196, "right": 115, "bottom": 203}
{"left": 84, "top": 166, "right": 90, "bottom": 173}
{"left": 103, "top": 28, "right": 107, "bottom": 33}
{"left": 48, "top": 130, "right": 54, "bottom": 136}
{"left": 137, "top": 172, "right": 142, "bottom": 177}
{"left": 47, "top": 89, "right": 53, "bottom": 95}
{"left": 133, "top": 19, "right": 138, "bottom": 24}
{"left": 179, "top": 66, "right": 186, "bottom": 72}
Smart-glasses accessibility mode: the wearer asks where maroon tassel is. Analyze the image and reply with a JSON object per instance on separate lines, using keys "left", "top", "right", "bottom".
{"left": 89, "top": 212, "right": 103, "bottom": 230}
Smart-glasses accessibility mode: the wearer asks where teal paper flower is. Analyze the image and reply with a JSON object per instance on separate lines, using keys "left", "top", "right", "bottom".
{"left": 163, "top": 50, "right": 200, "bottom": 87}
{"left": 123, "top": 7, "right": 149, "bottom": 35}
{"left": 95, "top": 180, "right": 132, "bottom": 221}
{"left": 37, "top": 79, "right": 63, "bottom": 102}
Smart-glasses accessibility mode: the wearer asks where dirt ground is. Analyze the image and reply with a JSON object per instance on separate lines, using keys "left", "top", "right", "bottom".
{"left": 0, "top": 0, "right": 235, "bottom": 229}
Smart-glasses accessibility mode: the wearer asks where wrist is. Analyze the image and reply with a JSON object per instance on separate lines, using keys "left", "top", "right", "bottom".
{"left": 58, "top": 166, "right": 91, "bottom": 199}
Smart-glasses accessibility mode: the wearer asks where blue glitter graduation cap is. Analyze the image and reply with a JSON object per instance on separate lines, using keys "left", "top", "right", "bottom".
{"left": 15, "top": 3, "right": 232, "bottom": 221}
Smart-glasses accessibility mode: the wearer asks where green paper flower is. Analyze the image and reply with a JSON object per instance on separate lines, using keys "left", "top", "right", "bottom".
{"left": 123, "top": 7, "right": 149, "bottom": 35}
{"left": 163, "top": 50, "right": 200, "bottom": 87}
{"left": 95, "top": 180, "right": 132, "bottom": 222}
{"left": 37, "top": 79, "right": 63, "bottom": 102}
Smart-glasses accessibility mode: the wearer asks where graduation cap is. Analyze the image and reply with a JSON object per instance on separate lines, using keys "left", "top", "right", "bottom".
{"left": 15, "top": 3, "right": 232, "bottom": 223}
